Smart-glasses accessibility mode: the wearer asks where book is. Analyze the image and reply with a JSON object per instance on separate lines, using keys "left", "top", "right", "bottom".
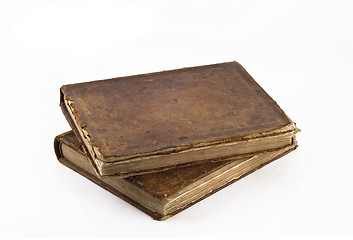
{"left": 60, "top": 61, "right": 299, "bottom": 176}
{"left": 54, "top": 131, "right": 298, "bottom": 220}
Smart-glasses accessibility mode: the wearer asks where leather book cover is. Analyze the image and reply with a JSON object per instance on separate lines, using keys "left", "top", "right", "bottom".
{"left": 60, "top": 61, "right": 298, "bottom": 176}
{"left": 54, "top": 131, "right": 297, "bottom": 220}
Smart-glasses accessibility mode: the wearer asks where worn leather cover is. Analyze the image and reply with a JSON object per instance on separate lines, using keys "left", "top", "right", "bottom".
{"left": 60, "top": 61, "right": 293, "bottom": 174}
{"left": 54, "top": 131, "right": 297, "bottom": 220}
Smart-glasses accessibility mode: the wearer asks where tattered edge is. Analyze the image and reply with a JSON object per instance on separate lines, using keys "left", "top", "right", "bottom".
{"left": 60, "top": 89, "right": 102, "bottom": 177}
{"left": 54, "top": 133, "right": 297, "bottom": 220}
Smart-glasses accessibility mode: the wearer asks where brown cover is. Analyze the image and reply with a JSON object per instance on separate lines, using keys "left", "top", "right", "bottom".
{"left": 60, "top": 61, "right": 293, "bottom": 175}
{"left": 54, "top": 131, "right": 297, "bottom": 220}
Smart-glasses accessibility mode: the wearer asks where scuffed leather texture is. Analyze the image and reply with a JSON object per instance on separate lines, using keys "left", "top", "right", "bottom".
{"left": 128, "top": 161, "right": 232, "bottom": 199}
{"left": 61, "top": 62, "right": 291, "bottom": 160}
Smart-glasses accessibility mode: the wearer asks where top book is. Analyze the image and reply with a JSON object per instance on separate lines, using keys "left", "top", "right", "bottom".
{"left": 60, "top": 61, "right": 298, "bottom": 176}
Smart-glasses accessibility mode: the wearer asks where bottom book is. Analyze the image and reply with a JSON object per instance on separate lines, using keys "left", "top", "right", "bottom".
{"left": 54, "top": 131, "right": 297, "bottom": 220}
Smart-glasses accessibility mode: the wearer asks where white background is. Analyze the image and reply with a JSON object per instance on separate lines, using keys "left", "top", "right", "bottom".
{"left": 0, "top": 0, "right": 352, "bottom": 239}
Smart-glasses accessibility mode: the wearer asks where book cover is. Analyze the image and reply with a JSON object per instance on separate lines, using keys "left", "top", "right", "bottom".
{"left": 60, "top": 62, "right": 298, "bottom": 176}
{"left": 55, "top": 131, "right": 297, "bottom": 220}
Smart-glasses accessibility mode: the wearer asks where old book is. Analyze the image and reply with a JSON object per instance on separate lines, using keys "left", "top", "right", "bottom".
{"left": 54, "top": 131, "right": 298, "bottom": 220}
{"left": 60, "top": 61, "right": 299, "bottom": 176}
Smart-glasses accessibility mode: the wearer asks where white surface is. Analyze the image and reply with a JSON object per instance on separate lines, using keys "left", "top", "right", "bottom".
{"left": 0, "top": 0, "right": 352, "bottom": 239}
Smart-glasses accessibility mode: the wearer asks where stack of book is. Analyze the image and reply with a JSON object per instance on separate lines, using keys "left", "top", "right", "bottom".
{"left": 54, "top": 61, "right": 299, "bottom": 220}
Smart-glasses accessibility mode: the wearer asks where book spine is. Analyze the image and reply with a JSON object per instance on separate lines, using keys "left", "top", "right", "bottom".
{"left": 54, "top": 132, "right": 65, "bottom": 160}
